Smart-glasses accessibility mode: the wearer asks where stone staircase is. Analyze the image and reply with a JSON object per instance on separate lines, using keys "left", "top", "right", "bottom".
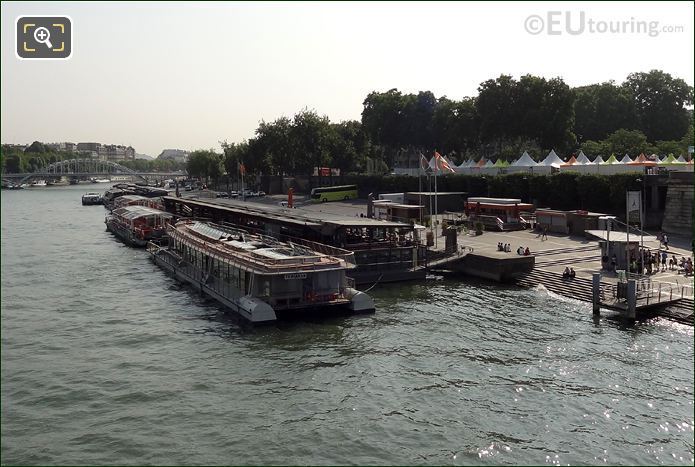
{"left": 515, "top": 268, "right": 693, "bottom": 325}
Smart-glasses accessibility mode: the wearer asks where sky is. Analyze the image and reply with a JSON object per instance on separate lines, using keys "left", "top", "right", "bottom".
{"left": 1, "top": 1, "right": 693, "bottom": 157}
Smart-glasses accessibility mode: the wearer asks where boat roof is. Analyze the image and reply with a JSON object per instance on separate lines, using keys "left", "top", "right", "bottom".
{"left": 163, "top": 196, "right": 411, "bottom": 231}
{"left": 113, "top": 205, "right": 173, "bottom": 220}
{"left": 173, "top": 221, "right": 354, "bottom": 274}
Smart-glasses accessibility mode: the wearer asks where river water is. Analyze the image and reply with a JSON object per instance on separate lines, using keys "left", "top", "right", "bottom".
{"left": 1, "top": 185, "right": 693, "bottom": 465}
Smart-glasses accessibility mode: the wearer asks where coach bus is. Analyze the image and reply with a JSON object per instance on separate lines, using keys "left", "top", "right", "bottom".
{"left": 310, "top": 185, "right": 358, "bottom": 203}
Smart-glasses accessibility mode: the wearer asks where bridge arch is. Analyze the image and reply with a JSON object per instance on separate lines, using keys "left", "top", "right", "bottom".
{"left": 19, "top": 159, "right": 147, "bottom": 184}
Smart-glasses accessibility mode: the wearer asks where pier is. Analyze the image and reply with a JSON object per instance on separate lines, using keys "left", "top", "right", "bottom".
{"left": 162, "top": 196, "right": 428, "bottom": 285}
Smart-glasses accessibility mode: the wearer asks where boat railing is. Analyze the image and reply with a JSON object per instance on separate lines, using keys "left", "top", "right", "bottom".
{"left": 211, "top": 220, "right": 358, "bottom": 267}
{"left": 170, "top": 227, "right": 349, "bottom": 275}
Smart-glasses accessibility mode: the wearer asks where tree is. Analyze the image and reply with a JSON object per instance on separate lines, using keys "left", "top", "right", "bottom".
{"left": 432, "top": 97, "right": 479, "bottom": 158}
{"left": 24, "top": 141, "right": 47, "bottom": 153}
{"left": 579, "top": 140, "right": 607, "bottom": 157}
{"left": 329, "top": 121, "right": 365, "bottom": 177}
{"left": 624, "top": 70, "right": 693, "bottom": 141}
{"left": 603, "top": 129, "right": 650, "bottom": 156}
{"left": 4, "top": 154, "right": 23, "bottom": 173}
{"left": 187, "top": 149, "right": 221, "bottom": 185}
{"left": 290, "top": 109, "right": 333, "bottom": 176}
{"left": 654, "top": 140, "right": 684, "bottom": 157}
{"left": 574, "top": 82, "right": 637, "bottom": 142}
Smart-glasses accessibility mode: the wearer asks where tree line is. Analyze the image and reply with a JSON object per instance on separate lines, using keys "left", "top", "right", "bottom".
{"left": 4, "top": 69, "right": 691, "bottom": 178}
{"left": 188, "top": 69, "right": 692, "bottom": 180}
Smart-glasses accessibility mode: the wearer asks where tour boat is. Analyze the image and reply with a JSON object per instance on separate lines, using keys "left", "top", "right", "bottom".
{"left": 112, "top": 194, "right": 164, "bottom": 210}
{"left": 148, "top": 220, "right": 375, "bottom": 323}
{"left": 81, "top": 192, "right": 103, "bottom": 205}
{"left": 91, "top": 177, "right": 111, "bottom": 183}
{"left": 105, "top": 205, "right": 174, "bottom": 247}
{"left": 30, "top": 180, "right": 47, "bottom": 187}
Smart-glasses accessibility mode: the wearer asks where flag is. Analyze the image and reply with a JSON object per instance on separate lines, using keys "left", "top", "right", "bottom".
{"left": 239, "top": 162, "right": 246, "bottom": 175}
{"left": 434, "top": 151, "right": 455, "bottom": 173}
{"left": 627, "top": 191, "right": 641, "bottom": 224}
{"left": 419, "top": 153, "right": 429, "bottom": 171}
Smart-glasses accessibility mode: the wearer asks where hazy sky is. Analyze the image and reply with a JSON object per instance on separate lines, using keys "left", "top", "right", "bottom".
{"left": 2, "top": 1, "right": 693, "bottom": 156}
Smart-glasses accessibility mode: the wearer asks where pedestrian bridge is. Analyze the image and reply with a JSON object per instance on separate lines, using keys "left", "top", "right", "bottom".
{"left": 3, "top": 159, "right": 185, "bottom": 184}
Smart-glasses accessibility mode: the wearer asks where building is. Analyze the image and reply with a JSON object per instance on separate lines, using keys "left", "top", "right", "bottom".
{"left": 77, "top": 142, "right": 102, "bottom": 153}
{"left": 76, "top": 142, "right": 135, "bottom": 161}
{"left": 407, "top": 191, "right": 467, "bottom": 215}
{"left": 99, "top": 144, "right": 135, "bottom": 161}
{"left": 158, "top": 149, "right": 189, "bottom": 163}
{"left": 46, "top": 142, "right": 77, "bottom": 152}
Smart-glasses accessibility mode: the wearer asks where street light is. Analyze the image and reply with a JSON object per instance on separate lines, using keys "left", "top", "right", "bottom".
{"left": 635, "top": 177, "right": 644, "bottom": 274}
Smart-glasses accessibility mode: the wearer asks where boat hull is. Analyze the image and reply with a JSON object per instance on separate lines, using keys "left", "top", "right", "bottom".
{"left": 82, "top": 197, "right": 103, "bottom": 205}
{"left": 148, "top": 246, "right": 374, "bottom": 323}
{"left": 105, "top": 219, "right": 164, "bottom": 247}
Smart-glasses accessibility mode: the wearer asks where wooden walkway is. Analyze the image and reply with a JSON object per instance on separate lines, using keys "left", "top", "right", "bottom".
{"left": 515, "top": 268, "right": 693, "bottom": 325}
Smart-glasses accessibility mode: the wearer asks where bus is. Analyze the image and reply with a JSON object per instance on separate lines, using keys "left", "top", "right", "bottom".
{"left": 310, "top": 185, "right": 358, "bottom": 203}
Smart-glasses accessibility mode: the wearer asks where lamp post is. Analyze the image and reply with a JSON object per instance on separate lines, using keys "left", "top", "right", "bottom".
{"left": 635, "top": 177, "right": 644, "bottom": 275}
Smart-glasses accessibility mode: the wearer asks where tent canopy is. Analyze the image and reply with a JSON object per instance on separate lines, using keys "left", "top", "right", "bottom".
{"left": 575, "top": 150, "right": 591, "bottom": 164}
{"left": 511, "top": 151, "right": 538, "bottom": 167}
{"left": 619, "top": 154, "right": 633, "bottom": 164}
{"left": 539, "top": 149, "right": 563, "bottom": 167}
{"left": 602, "top": 154, "right": 620, "bottom": 164}
{"left": 561, "top": 155, "right": 578, "bottom": 166}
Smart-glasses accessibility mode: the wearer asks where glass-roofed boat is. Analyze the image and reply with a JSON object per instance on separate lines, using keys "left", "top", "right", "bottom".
{"left": 147, "top": 220, "right": 375, "bottom": 323}
{"left": 105, "top": 205, "right": 174, "bottom": 247}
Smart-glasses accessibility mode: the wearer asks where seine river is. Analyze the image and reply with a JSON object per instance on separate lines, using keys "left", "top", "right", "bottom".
{"left": 1, "top": 185, "right": 693, "bottom": 465}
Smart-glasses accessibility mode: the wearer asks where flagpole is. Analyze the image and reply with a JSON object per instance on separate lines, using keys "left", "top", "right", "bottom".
{"left": 418, "top": 159, "right": 423, "bottom": 225}
{"left": 626, "top": 190, "right": 630, "bottom": 276}
{"left": 434, "top": 153, "right": 438, "bottom": 250}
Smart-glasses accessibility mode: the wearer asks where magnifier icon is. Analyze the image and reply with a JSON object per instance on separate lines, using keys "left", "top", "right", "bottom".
{"left": 33, "top": 27, "right": 53, "bottom": 49}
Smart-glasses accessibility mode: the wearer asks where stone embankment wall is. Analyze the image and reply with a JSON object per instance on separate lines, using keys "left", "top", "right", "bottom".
{"left": 661, "top": 172, "right": 693, "bottom": 236}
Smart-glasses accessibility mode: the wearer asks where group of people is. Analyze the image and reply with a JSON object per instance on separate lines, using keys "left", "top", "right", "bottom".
{"left": 562, "top": 267, "right": 576, "bottom": 279}
{"left": 635, "top": 249, "right": 693, "bottom": 275}
{"left": 497, "top": 242, "right": 530, "bottom": 256}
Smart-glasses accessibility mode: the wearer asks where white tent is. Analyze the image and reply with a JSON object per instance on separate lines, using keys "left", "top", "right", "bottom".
{"left": 539, "top": 149, "right": 563, "bottom": 167}
{"left": 575, "top": 150, "right": 591, "bottom": 164}
{"left": 592, "top": 155, "right": 605, "bottom": 164}
{"left": 511, "top": 151, "right": 538, "bottom": 167}
{"left": 619, "top": 154, "right": 633, "bottom": 164}
{"left": 676, "top": 155, "right": 687, "bottom": 163}
{"left": 483, "top": 159, "right": 495, "bottom": 167}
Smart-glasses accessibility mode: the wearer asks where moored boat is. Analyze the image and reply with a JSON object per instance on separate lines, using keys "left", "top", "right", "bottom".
{"left": 82, "top": 192, "right": 103, "bottom": 205}
{"left": 105, "top": 206, "right": 174, "bottom": 247}
{"left": 148, "top": 220, "right": 374, "bottom": 323}
{"left": 112, "top": 194, "right": 164, "bottom": 210}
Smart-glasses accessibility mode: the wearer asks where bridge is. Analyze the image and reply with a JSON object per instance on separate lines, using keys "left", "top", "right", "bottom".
{"left": 2, "top": 159, "right": 186, "bottom": 184}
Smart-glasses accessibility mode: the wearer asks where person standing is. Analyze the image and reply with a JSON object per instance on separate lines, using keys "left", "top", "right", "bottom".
{"left": 663, "top": 233, "right": 669, "bottom": 250}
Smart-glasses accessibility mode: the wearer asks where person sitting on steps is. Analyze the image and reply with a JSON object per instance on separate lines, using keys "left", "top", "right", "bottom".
{"left": 563, "top": 267, "right": 571, "bottom": 279}
{"left": 569, "top": 267, "right": 576, "bottom": 279}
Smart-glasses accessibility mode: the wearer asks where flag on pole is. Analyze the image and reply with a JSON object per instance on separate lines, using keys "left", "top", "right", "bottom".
{"left": 239, "top": 162, "right": 246, "bottom": 175}
{"left": 434, "top": 151, "right": 455, "bottom": 173}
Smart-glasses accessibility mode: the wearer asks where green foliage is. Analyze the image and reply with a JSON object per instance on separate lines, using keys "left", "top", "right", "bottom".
{"left": 654, "top": 140, "right": 685, "bottom": 158}
{"left": 574, "top": 82, "right": 637, "bottom": 142}
{"left": 603, "top": 129, "right": 650, "bottom": 156}
{"left": 623, "top": 70, "right": 693, "bottom": 142}
{"left": 186, "top": 149, "right": 222, "bottom": 184}
{"left": 579, "top": 139, "right": 607, "bottom": 157}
